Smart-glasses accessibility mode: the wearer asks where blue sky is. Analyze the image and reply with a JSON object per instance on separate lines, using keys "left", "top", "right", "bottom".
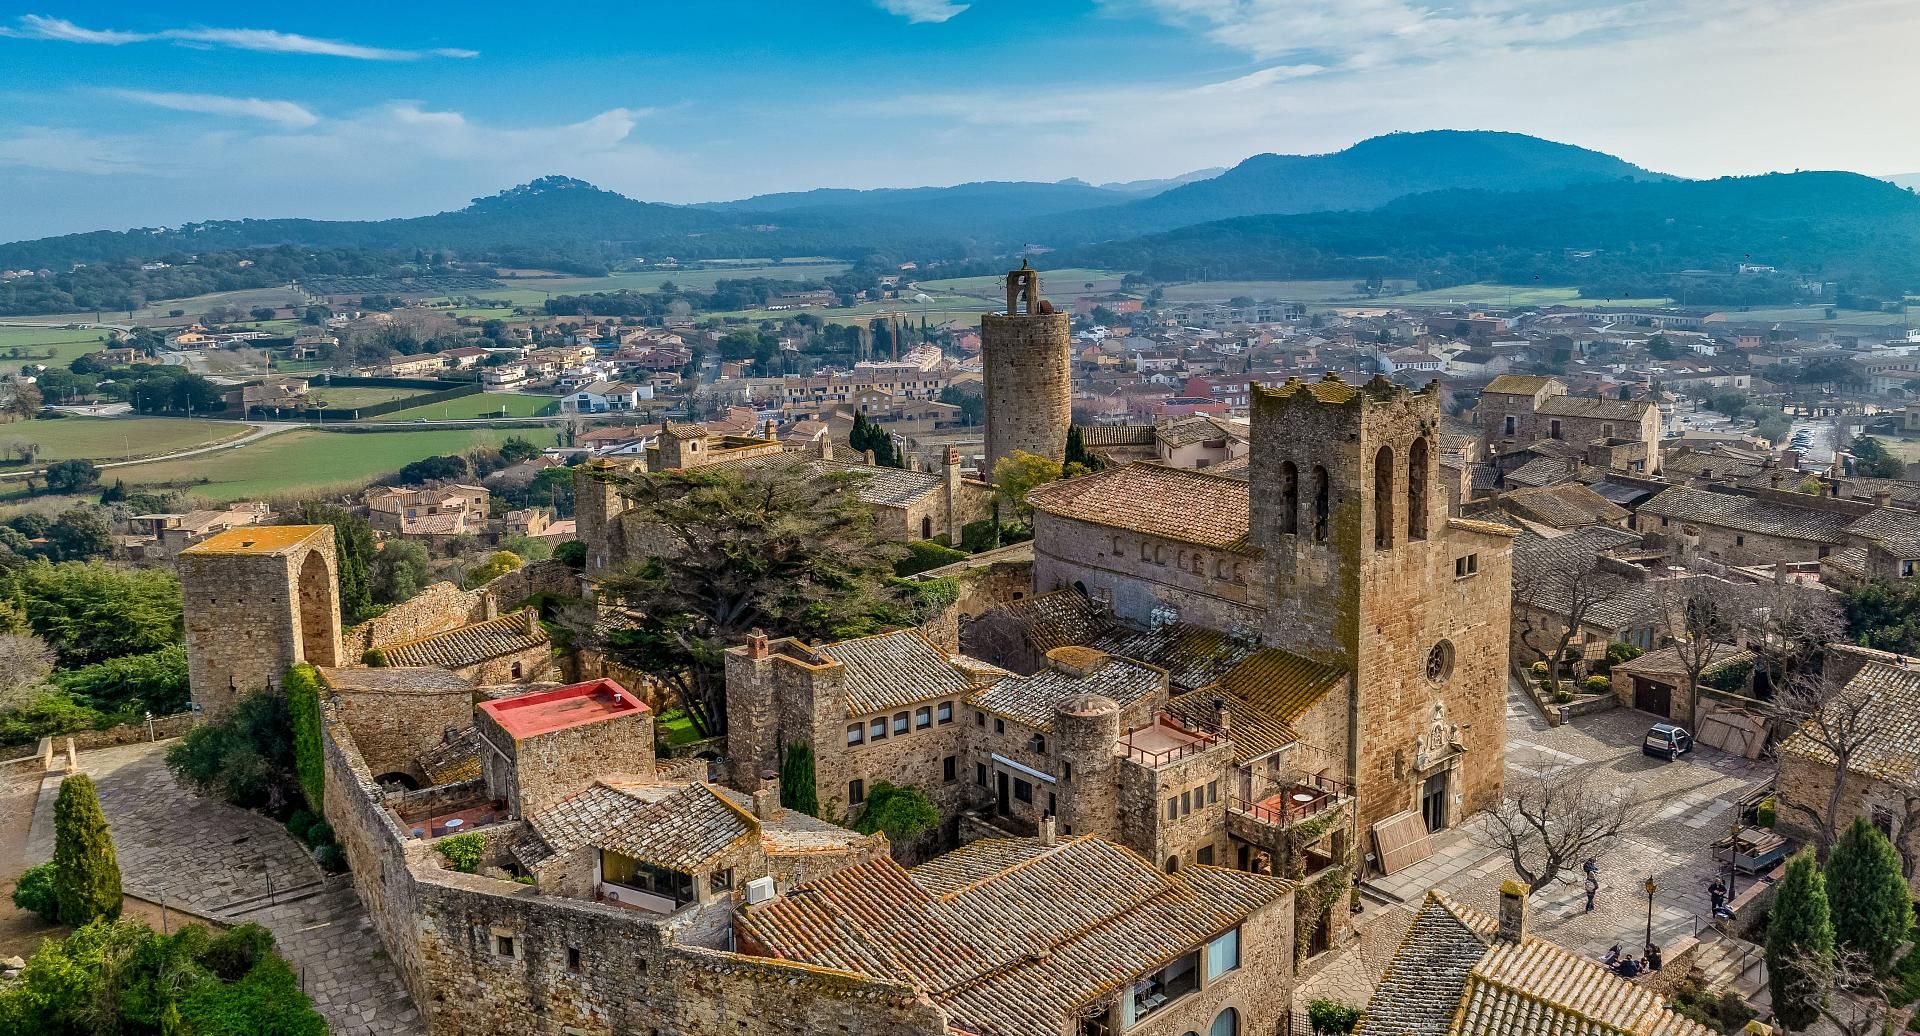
{"left": 1, "top": 0, "right": 1916, "bottom": 241}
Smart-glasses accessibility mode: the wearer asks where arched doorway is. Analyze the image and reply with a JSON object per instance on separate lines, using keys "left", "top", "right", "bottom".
{"left": 297, "top": 550, "right": 340, "bottom": 667}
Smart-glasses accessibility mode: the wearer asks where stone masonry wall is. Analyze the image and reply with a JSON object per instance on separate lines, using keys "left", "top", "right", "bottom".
{"left": 981, "top": 310, "right": 1072, "bottom": 473}
{"left": 181, "top": 528, "right": 337, "bottom": 718}
{"left": 1777, "top": 752, "right": 1920, "bottom": 897}
{"left": 346, "top": 582, "right": 492, "bottom": 658}
{"left": 1033, "top": 514, "right": 1261, "bottom": 632}
{"left": 328, "top": 685, "right": 474, "bottom": 781}
{"left": 323, "top": 709, "right": 947, "bottom": 1036}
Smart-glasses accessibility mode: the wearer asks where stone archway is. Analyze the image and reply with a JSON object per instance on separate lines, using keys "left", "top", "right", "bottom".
{"left": 296, "top": 549, "right": 340, "bottom": 667}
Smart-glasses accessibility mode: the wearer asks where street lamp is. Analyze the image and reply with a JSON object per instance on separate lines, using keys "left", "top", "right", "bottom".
{"left": 1727, "top": 819, "right": 1741, "bottom": 901}
{"left": 1643, "top": 877, "right": 1659, "bottom": 955}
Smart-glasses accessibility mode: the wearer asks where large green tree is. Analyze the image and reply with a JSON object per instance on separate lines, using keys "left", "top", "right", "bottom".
{"left": 52, "top": 773, "right": 122, "bottom": 926}
{"left": 587, "top": 460, "right": 945, "bottom": 737}
{"left": 991, "top": 450, "right": 1063, "bottom": 523}
{"left": 852, "top": 782, "right": 939, "bottom": 843}
{"left": 1767, "top": 851, "right": 1836, "bottom": 1032}
{"left": 296, "top": 503, "right": 374, "bottom": 623}
{"left": 1825, "top": 816, "right": 1913, "bottom": 974}
{"left": 779, "top": 741, "right": 820, "bottom": 818}
{"left": 3, "top": 560, "right": 181, "bottom": 667}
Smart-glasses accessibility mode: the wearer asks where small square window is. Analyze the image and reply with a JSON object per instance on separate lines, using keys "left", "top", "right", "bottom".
{"left": 1013, "top": 779, "right": 1033, "bottom": 804}
{"left": 994, "top": 718, "right": 1005, "bottom": 735}
{"left": 1029, "top": 733, "right": 1047, "bottom": 753}
{"left": 943, "top": 756, "right": 957, "bottom": 782}
{"left": 937, "top": 701, "right": 954, "bottom": 724}
{"left": 1197, "top": 845, "right": 1214, "bottom": 866}
{"left": 711, "top": 868, "right": 734, "bottom": 893}
{"left": 1207, "top": 781, "right": 1218, "bottom": 805}
{"left": 975, "top": 710, "right": 986, "bottom": 727}
{"left": 847, "top": 723, "right": 864, "bottom": 746}
{"left": 1181, "top": 790, "right": 1192, "bottom": 816}
{"left": 1167, "top": 797, "right": 1178, "bottom": 820}
{"left": 893, "top": 712, "right": 910, "bottom": 735}
{"left": 976, "top": 762, "right": 988, "bottom": 787}
{"left": 494, "top": 933, "right": 516, "bottom": 958}
{"left": 915, "top": 707, "right": 932, "bottom": 730}
{"left": 566, "top": 946, "right": 581, "bottom": 971}
{"left": 870, "top": 718, "right": 887, "bottom": 741}
{"left": 849, "top": 779, "right": 865, "bottom": 805}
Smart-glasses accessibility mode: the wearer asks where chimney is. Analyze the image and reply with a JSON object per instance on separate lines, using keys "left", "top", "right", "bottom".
{"left": 753, "top": 768, "right": 780, "bottom": 819}
{"left": 763, "top": 419, "right": 775, "bottom": 442}
{"left": 1774, "top": 560, "right": 1789, "bottom": 585}
{"left": 1040, "top": 815, "right": 1057, "bottom": 846}
{"left": 1497, "top": 880, "right": 1528, "bottom": 944}
{"left": 864, "top": 449, "right": 876, "bottom": 466}
{"left": 1769, "top": 472, "right": 1782, "bottom": 489}
{"left": 1213, "top": 695, "right": 1231, "bottom": 736}
{"left": 746, "top": 629, "right": 769, "bottom": 659}
{"left": 1875, "top": 490, "right": 1893, "bottom": 508}
{"left": 521, "top": 607, "right": 539, "bottom": 636}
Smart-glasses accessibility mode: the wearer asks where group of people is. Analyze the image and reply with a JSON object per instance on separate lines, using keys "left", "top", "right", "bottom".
{"left": 1600, "top": 943, "right": 1662, "bottom": 976}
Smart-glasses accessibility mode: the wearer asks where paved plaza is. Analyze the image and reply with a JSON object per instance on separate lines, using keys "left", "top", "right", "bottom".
{"left": 25, "top": 741, "right": 423, "bottom": 1036}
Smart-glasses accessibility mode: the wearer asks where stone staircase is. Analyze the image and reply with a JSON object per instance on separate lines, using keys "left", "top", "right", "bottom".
{"left": 1692, "top": 930, "right": 1767, "bottom": 999}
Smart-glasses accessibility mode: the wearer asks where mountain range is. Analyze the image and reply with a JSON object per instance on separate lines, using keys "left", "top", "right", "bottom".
{"left": 2, "top": 129, "right": 1917, "bottom": 307}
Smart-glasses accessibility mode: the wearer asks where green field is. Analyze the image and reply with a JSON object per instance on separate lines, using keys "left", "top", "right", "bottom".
{"left": 0, "top": 326, "right": 119, "bottom": 365}
{"left": 1154, "top": 279, "right": 1415, "bottom": 304}
{"left": 474, "top": 261, "right": 853, "bottom": 308}
{"left": 1703, "top": 306, "right": 1908, "bottom": 326}
{"left": 26, "top": 285, "right": 310, "bottom": 326}
{"left": 914, "top": 268, "right": 1125, "bottom": 298}
{"left": 1378, "top": 283, "right": 1674, "bottom": 308}
{"left": 0, "top": 416, "right": 247, "bottom": 462}
{"left": 373, "top": 393, "right": 560, "bottom": 422}
{"left": 309, "top": 386, "right": 429, "bottom": 408}
{"left": 90, "top": 427, "right": 537, "bottom": 502}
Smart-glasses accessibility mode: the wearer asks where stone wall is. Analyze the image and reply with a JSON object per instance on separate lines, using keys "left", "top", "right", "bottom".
{"left": 479, "top": 701, "right": 655, "bottom": 819}
{"left": 322, "top": 706, "right": 949, "bottom": 1036}
{"left": 1033, "top": 514, "right": 1261, "bottom": 632}
{"left": 1777, "top": 751, "right": 1920, "bottom": 896}
{"left": 981, "top": 310, "right": 1072, "bottom": 473}
{"left": 1635, "top": 514, "right": 1831, "bottom": 569}
{"left": 347, "top": 582, "right": 492, "bottom": 657}
{"left": 1118, "top": 739, "right": 1237, "bottom": 872}
{"left": 482, "top": 560, "right": 580, "bottom": 608}
{"left": 323, "top": 679, "right": 474, "bottom": 782}
{"left": 181, "top": 527, "right": 339, "bottom": 718}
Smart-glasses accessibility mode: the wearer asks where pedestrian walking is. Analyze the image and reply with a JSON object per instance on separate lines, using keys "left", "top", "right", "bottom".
{"left": 1583, "top": 857, "right": 1600, "bottom": 880}
{"left": 1708, "top": 878, "right": 1727, "bottom": 915}
{"left": 1583, "top": 875, "right": 1599, "bottom": 912}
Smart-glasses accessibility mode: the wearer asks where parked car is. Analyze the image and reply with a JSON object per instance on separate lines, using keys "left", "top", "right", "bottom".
{"left": 1643, "top": 723, "right": 1694, "bottom": 761}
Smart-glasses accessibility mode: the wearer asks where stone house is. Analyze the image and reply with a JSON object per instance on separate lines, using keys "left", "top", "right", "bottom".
{"left": 1474, "top": 374, "right": 1661, "bottom": 475}
{"left": 1608, "top": 641, "right": 1754, "bottom": 725}
{"left": 1357, "top": 886, "right": 1714, "bottom": 1036}
{"left": 1777, "top": 657, "right": 1920, "bottom": 889}
{"left": 1631, "top": 486, "right": 1857, "bottom": 567}
{"left": 367, "top": 483, "right": 492, "bottom": 540}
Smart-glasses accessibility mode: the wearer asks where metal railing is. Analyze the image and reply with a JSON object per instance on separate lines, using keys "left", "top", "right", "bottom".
{"left": 1231, "top": 772, "right": 1352, "bottom": 827}
{"left": 1119, "top": 713, "right": 1223, "bottom": 767}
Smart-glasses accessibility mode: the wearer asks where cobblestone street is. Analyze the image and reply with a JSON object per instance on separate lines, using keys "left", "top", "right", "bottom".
{"left": 25, "top": 741, "right": 423, "bottom": 1036}
{"left": 1301, "top": 681, "right": 1771, "bottom": 1009}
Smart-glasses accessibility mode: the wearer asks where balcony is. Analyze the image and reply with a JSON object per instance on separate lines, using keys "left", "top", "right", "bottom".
{"left": 1118, "top": 713, "right": 1223, "bottom": 767}
{"left": 1230, "top": 772, "right": 1351, "bottom": 828}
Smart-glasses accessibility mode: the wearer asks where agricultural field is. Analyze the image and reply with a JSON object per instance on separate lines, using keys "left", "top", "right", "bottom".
{"left": 73, "top": 427, "right": 537, "bottom": 503}
{"left": 308, "top": 386, "right": 431, "bottom": 408}
{"left": 27, "top": 284, "right": 309, "bottom": 326}
{"left": 1154, "top": 279, "right": 1415, "bottom": 304}
{"left": 372, "top": 393, "right": 560, "bottom": 422}
{"left": 0, "top": 416, "right": 247, "bottom": 463}
{"left": 1702, "top": 305, "right": 1907, "bottom": 326}
{"left": 0, "top": 325, "right": 119, "bottom": 365}
{"left": 1377, "top": 283, "right": 1674, "bottom": 308}
{"left": 474, "top": 261, "right": 852, "bottom": 308}
{"left": 914, "top": 268, "right": 1126, "bottom": 298}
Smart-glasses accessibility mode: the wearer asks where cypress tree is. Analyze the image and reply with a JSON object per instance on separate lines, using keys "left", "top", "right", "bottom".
{"left": 53, "top": 773, "right": 122, "bottom": 925}
{"left": 779, "top": 742, "right": 819, "bottom": 818}
{"left": 1766, "top": 851, "right": 1835, "bottom": 1031}
{"left": 1826, "top": 816, "right": 1914, "bottom": 974}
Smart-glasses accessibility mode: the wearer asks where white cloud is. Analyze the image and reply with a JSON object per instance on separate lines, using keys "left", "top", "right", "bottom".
{"left": 109, "top": 90, "right": 320, "bottom": 127}
{"left": 875, "top": 0, "right": 970, "bottom": 24}
{"left": 0, "top": 14, "right": 476, "bottom": 60}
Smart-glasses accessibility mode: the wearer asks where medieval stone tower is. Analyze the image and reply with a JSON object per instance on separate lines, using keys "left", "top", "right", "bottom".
{"left": 981, "top": 262, "right": 1072, "bottom": 476}
{"left": 179, "top": 525, "right": 342, "bottom": 718}
{"left": 1247, "top": 374, "right": 1515, "bottom": 838}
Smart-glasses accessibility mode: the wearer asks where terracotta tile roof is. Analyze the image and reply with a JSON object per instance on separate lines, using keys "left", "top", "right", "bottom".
{"left": 416, "top": 728, "right": 482, "bottom": 786}
{"left": 1028, "top": 463, "right": 1255, "bottom": 553}
{"left": 1636, "top": 487, "right": 1854, "bottom": 543}
{"left": 1499, "top": 485, "right": 1629, "bottom": 530}
{"left": 967, "top": 653, "right": 1168, "bottom": 729}
{"left": 1078, "top": 424, "right": 1156, "bottom": 447}
{"left": 597, "top": 783, "right": 757, "bottom": 872}
{"left": 1212, "top": 453, "right": 1251, "bottom": 478}
{"left": 1164, "top": 648, "right": 1345, "bottom": 762}
{"left": 1662, "top": 451, "right": 1763, "bottom": 481}
{"left": 1091, "top": 623, "right": 1261, "bottom": 692}
{"left": 1359, "top": 892, "right": 1713, "bottom": 1036}
{"left": 1783, "top": 660, "right": 1920, "bottom": 781}
{"left": 1003, "top": 589, "right": 1115, "bottom": 653}
{"left": 1824, "top": 544, "right": 1868, "bottom": 578}
{"left": 1845, "top": 507, "right": 1920, "bottom": 560}
{"left": 1535, "top": 394, "right": 1654, "bottom": 421}
{"left": 515, "top": 779, "right": 659, "bottom": 870}
{"left": 813, "top": 462, "right": 945, "bottom": 508}
{"left": 1611, "top": 642, "right": 1751, "bottom": 682}
{"left": 738, "top": 836, "right": 1292, "bottom": 1036}
{"left": 815, "top": 629, "right": 973, "bottom": 718}
{"left": 1483, "top": 375, "right": 1557, "bottom": 395}
{"left": 1158, "top": 414, "right": 1247, "bottom": 447}
{"left": 1504, "top": 456, "right": 1581, "bottom": 489}
{"left": 380, "top": 610, "right": 548, "bottom": 669}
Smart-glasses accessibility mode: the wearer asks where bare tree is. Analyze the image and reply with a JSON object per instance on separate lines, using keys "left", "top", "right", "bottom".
{"left": 1744, "top": 579, "right": 1846, "bottom": 691}
{"left": 1479, "top": 765, "right": 1636, "bottom": 892}
{"left": 0, "top": 632, "right": 56, "bottom": 712}
{"left": 1656, "top": 576, "right": 1746, "bottom": 728}
{"left": 1774, "top": 671, "right": 1881, "bottom": 861}
{"left": 1780, "top": 945, "right": 1898, "bottom": 1036}
{"left": 1513, "top": 554, "right": 1641, "bottom": 697}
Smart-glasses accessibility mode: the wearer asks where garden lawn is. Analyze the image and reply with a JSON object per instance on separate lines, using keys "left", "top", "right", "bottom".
{"left": 1381, "top": 283, "right": 1674, "bottom": 308}
{"left": 0, "top": 326, "right": 117, "bottom": 365}
{"left": 97, "top": 427, "right": 531, "bottom": 501}
{"left": 1, "top": 416, "right": 247, "bottom": 462}
{"left": 308, "top": 386, "right": 430, "bottom": 408}
{"left": 371, "top": 393, "right": 559, "bottom": 421}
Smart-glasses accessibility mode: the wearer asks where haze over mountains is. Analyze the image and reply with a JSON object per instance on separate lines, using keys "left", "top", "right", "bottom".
{"left": 3, "top": 128, "right": 1919, "bottom": 308}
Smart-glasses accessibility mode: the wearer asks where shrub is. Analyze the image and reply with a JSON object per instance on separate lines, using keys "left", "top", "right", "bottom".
{"left": 553, "top": 540, "right": 586, "bottom": 569}
{"left": 1307, "top": 997, "right": 1361, "bottom": 1035}
{"left": 1529, "top": 660, "right": 1548, "bottom": 675}
{"left": 1755, "top": 796, "right": 1777, "bottom": 828}
{"left": 1826, "top": 816, "right": 1914, "bottom": 973}
{"left": 780, "top": 742, "right": 820, "bottom": 818}
{"left": 1554, "top": 690, "right": 1575, "bottom": 704}
{"left": 53, "top": 773, "right": 122, "bottom": 925}
{"left": 1584, "top": 675, "right": 1612, "bottom": 694}
{"left": 284, "top": 664, "right": 325, "bottom": 813}
{"left": 164, "top": 690, "right": 299, "bottom": 812}
{"left": 10, "top": 861, "right": 59, "bottom": 923}
{"left": 361, "top": 647, "right": 388, "bottom": 667}
{"left": 200, "top": 922, "right": 278, "bottom": 982}
{"left": 894, "top": 540, "right": 968, "bottom": 577}
{"left": 284, "top": 809, "right": 318, "bottom": 842}
{"left": 178, "top": 951, "right": 328, "bottom": 1036}
{"left": 303, "top": 821, "right": 334, "bottom": 848}
{"left": 436, "top": 832, "right": 485, "bottom": 873}
{"left": 313, "top": 844, "right": 345, "bottom": 873}
{"left": 852, "top": 782, "right": 939, "bottom": 843}
{"left": 0, "top": 688, "right": 99, "bottom": 747}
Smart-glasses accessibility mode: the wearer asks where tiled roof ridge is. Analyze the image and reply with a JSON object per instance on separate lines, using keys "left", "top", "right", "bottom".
{"left": 702, "top": 781, "right": 766, "bottom": 841}
{"left": 379, "top": 608, "right": 534, "bottom": 656}
{"left": 932, "top": 834, "right": 1111, "bottom": 903}
{"left": 1425, "top": 889, "right": 1496, "bottom": 946}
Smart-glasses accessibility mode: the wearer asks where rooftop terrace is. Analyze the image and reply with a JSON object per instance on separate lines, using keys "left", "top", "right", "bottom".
{"left": 477, "top": 679, "right": 648, "bottom": 740}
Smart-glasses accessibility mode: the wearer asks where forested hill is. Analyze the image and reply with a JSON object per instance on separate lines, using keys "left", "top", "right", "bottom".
{"left": 1033, "top": 130, "right": 1673, "bottom": 243}
{"left": 1075, "top": 171, "right": 1920, "bottom": 298}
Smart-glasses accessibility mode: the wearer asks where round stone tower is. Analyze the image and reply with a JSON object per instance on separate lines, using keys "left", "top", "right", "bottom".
{"left": 982, "top": 261, "right": 1073, "bottom": 477}
{"left": 1053, "top": 691, "right": 1123, "bottom": 840}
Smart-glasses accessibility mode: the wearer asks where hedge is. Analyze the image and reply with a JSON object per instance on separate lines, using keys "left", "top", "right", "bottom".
{"left": 284, "top": 664, "right": 325, "bottom": 814}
